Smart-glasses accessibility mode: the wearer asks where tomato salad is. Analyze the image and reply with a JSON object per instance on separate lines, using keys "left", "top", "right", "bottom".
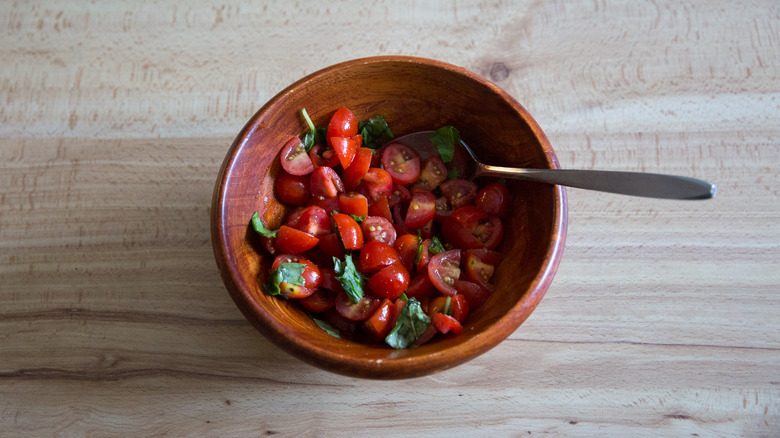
{"left": 250, "top": 107, "right": 509, "bottom": 349}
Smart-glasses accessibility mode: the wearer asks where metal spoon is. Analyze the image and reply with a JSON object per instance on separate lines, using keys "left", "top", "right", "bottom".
{"left": 392, "top": 131, "right": 716, "bottom": 200}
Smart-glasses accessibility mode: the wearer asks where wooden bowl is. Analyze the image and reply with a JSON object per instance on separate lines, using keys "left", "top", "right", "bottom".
{"left": 211, "top": 56, "right": 567, "bottom": 379}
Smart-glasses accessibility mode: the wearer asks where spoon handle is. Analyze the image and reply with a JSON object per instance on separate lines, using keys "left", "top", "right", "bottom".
{"left": 476, "top": 165, "right": 716, "bottom": 200}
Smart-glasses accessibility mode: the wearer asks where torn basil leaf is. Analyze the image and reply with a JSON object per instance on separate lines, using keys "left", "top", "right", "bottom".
{"left": 333, "top": 254, "right": 365, "bottom": 303}
{"left": 428, "top": 237, "right": 446, "bottom": 256}
{"left": 301, "top": 108, "right": 325, "bottom": 152}
{"left": 358, "top": 115, "right": 394, "bottom": 149}
{"left": 349, "top": 214, "right": 366, "bottom": 223}
{"left": 250, "top": 212, "right": 278, "bottom": 238}
{"left": 311, "top": 315, "right": 341, "bottom": 338}
{"left": 385, "top": 298, "right": 431, "bottom": 349}
{"left": 429, "top": 125, "right": 460, "bottom": 163}
{"left": 263, "top": 262, "right": 307, "bottom": 296}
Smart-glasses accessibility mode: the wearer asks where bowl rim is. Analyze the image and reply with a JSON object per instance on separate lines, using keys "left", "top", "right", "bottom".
{"left": 212, "top": 55, "right": 568, "bottom": 379}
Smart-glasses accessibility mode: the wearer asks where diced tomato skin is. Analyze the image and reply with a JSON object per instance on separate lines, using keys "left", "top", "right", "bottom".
{"left": 280, "top": 137, "right": 315, "bottom": 176}
{"left": 307, "top": 195, "right": 341, "bottom": 214}
{"left": 357, "top": 240, "right": 401, "bottom": 275}
{"left": 326, "top": 107, "right": 358, "bottom": 140}
{"left": 299, "top": 288, "right": 336, "bottom": 313}
{"left": 405, "top": 273, "right": 436, "bottom": 300}
{"left": 361, "top": 216, "right": 397, "bottom": 246}
{"left": 275, "top": 225, "right": 319, "bottom": 254}
{"left": 363, "top": 298, "right": 395, "bottom": 341}
{"left": 338, "top": 192, "right": 369, "bottom": 217}
{"left": 285, "top": 205, "right": 331, "bottom": 238}
{"left": 450, "top": 294, "right": 470, "bottom": 322}
{"left": 388, "top": 183, "right": 411, "bottom": 207}
{"left": 432, "top": 313, "right": 463, "bottom": 334}
{"left": 453, "top": 280, "right": 492, "bottom": 309}
{"left": 367, "top": 196, "right": 392, "bottom": 220}
{"left": 310, "top": 166, "right": 345, "bottom": 198}
{"left": 367, "top": 263, "right": 410, "bottom": 300}
{"left": 330, "top": 136, "right": 358, "bottom": 169}
{"left": 359, "top": 168, "right": 393, "bottom": 202}
{"left": 389, "top": 298, "right": 407, "bottom": 330}
{"left": 342, "top": 147, "right": 373, "bottom": 190}
{"left": 463, "top": 249, "right": 502, "bottom": 290}
{"left": 416, "top": 238, "right": 431, "bottom": 275}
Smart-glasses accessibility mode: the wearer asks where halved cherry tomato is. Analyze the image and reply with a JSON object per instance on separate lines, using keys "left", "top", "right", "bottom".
{"left": 428, "top": 249, "right": 461, "bottom": 296}
{"left": 326, "top": 107, "right": 358, "bottom": 141}
{"left": 338, "top": 192, "right": 368, "bottom": 217}
{"left": 335, "top": 290, "right": 381, "bottom": 322}
{"left": 330, "top": 136, "right": 359, "bottom": 169}
{"left": 363, "top": 298, "right": 395, "bottom": 341}
{"left": 358, "top": 168, "right": 393, "bottom": 202}
{"left": 442, "top": 206, "right": 504, "bottom": 250}
{"left": 321, "top": 308, "right": 357, "bottom": 337}
{"left": 382, "top": 143, "right": 421, "bottom": 185}
{"left": 342, "top": 147, "right": 373, "bottom": 189}
{"left": 275, "top": 226, "right": 319, "bottom": 253}
{"left": 332, "top": 213, "right": 363, "bottom": 250}
{"left": 306, "top": 195, "right": 340, "bottom": 213}
{"left": 428, "top": 296, "right": 449, "bottom": 317}
{"left": 416, "top": 238, "right": 432, "bottom": 274}
{"left": 405, "top": 273, "right": 436, "bottom": 300}
{"left": 450, "top": 294, "right": 470, "bottom": 322}
{"left": 432, "top": 313, "right": 463, "bottom": 334}
{"left": 367, "top": 263, "right": 410, "bottom": 300}
{"left": 413, "top": 323, "right": 438, "bottom": 346}
{"left": 358, "top": 240, "right": 401, "bottom": 275}
{"left": 275, "top": 171, "right": 310, "bottom": 206}
{"left": 389, "top": 298, "right": 407, "bottom": 329}
{"left": 416, "top": 156, "right": 448, "bottom": 191}
{"left": 280, "top": 137, "right": 314, "bottom": 176}
{"left": 394, "top": 234, "right": 421, "bottom": 273}
{"left": 299, "top": 288, "right": 336, "bottom": 313}
{"left": 388, "top": 183, "right": 411, "bottom": 207}
{"left": 361, "top": 216, "right": 396, "bottom": 246}
{"left": 476, "top": 182, "right": 510, "bottom": 217}
{"left": 308, "top": 143, "right": 340, "bottom": 168}
{"left": 441, "top": 179, "right": 478, "bottom": 209}
{"left": 286, "top": 205, "right": 331, "bottom": 238}
{"left": 271, "top": 254, "right": 322, "bottom": 298}
{"left": 367, "top": 196, "right": 392, "bottom": 220}
{"left": 453, "top": 280, "right": 492, "bottom": 309}
{"left": 463, "top": 248, "right": 502, "bottom": 290}
{"left": 310, "top": 166, "right": 345, "bottom": 198}
{"left": 317, "top": 232, "right": 344, "bottom": 258}
{"left": 434, "top": 196, "right": 453, "bottom": 222}
{"left": 404, "top": 188, "right": 436, "bottom": 230}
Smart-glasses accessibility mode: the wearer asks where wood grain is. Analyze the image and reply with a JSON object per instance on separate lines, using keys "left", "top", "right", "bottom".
{"left": 1, "top": 0, "right": 778, "bottom": 436}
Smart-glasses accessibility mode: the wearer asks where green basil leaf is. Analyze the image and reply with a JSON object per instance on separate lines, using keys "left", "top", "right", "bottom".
{"left": 301, "top": 108, "right": 326, "bottom": 152}
{"left": 385, "top": 298, "right": 431, "bottom": 349}
{"left": 359, "top": 115, "right": 394, "bottom": 149}
{"left": 311, "top": 315, "right": 341, "bottom": 338}
{"left": 349, "top": 214, "right": 366, "bottom": 223}
{"left": 447, "top": 167, "right": 460, "bottom": 180}
{"left": 333, "top": 254, "right": 365, "bottom": 303}
{"left": 443, "top": 296, "right": 452, "bottom": 316}
{"left": 428, "top": 237, "right": 446, "bottom": 256}
{"left": 429, "top": 125, "right": 460, "bottom": 163}
{"left": 263, "top": 262, "right": 307, "bottom": 296}
{"left": 414, "top": 232, "right": 424, "bottom": 264}
{"left": 250, "top": 212, "right": 278, "bottom": 238}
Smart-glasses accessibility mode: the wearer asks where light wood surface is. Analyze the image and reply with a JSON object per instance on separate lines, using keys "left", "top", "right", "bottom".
{"left": 1, "top": 1, "right": 778, "bottom": 436}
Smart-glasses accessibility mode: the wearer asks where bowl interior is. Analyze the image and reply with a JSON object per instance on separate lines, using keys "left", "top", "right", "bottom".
{"left": 212, "top": 56, "right": 567, "bottom": 379}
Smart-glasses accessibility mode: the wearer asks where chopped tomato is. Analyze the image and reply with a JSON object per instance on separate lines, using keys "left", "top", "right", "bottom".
{"left": 393, "top": 234, "right": 421, "bottom": 273}
{"left": 331, "top": 136, "right": 359, "bottom": 169}
{"left": 317, "top": 232, "right": 344, "bottom": 258}
{"left": 280, "top": 137, "right": 314, "bottom": 176}
{"left": 382, "top": 143, "right": 421, "bottom": 185}
{"left": 271, "top": 254, "right": 322, "bottom": 298}
{"left": 335, "top": 290, "right": 381, "bottom": 322}
{"left": 338, "top": 192, "right": 369, "bottom": 217}
{"left": 441, "top": 179, "right": 478, "bottom": 209}
{"left": 310, "top": 166, "right": 345, "bottom": 198}
{"left": 342, "top": 147, "right": 373, "bottom": 189}
{"left": 357, "top": 240, "right": 401, "bottom": 275}
{"left": 388, "top": 183, "right": 411, "bottom": 207}
{"left": 367, "top": 196, "right": 392, "bottom": 220}
{"left": 361, "top": 216, "right": 396, "bottom": 246}
{"left": 450, "top": 294, "right": 470, "bottom": 322}
{"left": 326, "top": 107, "right": 358, "bottom": 140}
{"left": 404, "top": 187, "right": 436, "bottom": 230}
{"left": 332, "top": 213, "right": 363, "bottom": 250}
{"left": 367, "top": 263, "right": 410, "bottom": 300}
{"left": 306, "top": 195, "right": 340, "bottom": 213}
{"left": 308, "top": 144, "right": 340, "bottom": 168}
{"left": 275, "top": 225, "right": 319, "bottom": 254}
{"left": 275, "top": 171, "right": 311, "bottom": 206}
{"left": 363, "top": 298, "right": 395, "bottom": 341}
{"left": 463, "top": 249, "right": 502, "bottom": 290}
{"left": 359, "top": 167, "right": 393, "bottom": 202}
{"left": 432, "top": 313, "right": 463, "bottom": 334}
{"left": 442, "top": 206, "right": 503, "bottom": 250}
{"left": 299, "top": 288, "right": 336, "bottom": 313}
{"left": 404, "top": 273, "right": 436, "bottom": 300}
{"left": 475, "top": 182, "right": 510, "bottom": 217}
{"left": 285, "top": 205, "right": 331, "bottom": 238}
{"left": 453, "top": 280, "right": 492, "bottom": 309}
{"left": 428, "top": 249, "right": 461, "bottom": 296}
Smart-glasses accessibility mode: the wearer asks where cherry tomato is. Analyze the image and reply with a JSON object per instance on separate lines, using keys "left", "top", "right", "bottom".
{"left": 363, "top": 298, "right": 395, "bottom": 341}
{"left": 361, "top": 216, "right": 396, "bottom": 246}
{"left": 441, "top": 179, "right": 478, "bottom": 209}
{"left": 271, "top": 254, "right": 322, "bottom": 298}
{"left": 382, "top": 143, "right": 421, "bottom": 185}
{"left": 367, "top": 263, "right": 410, "bottom": 300}
{"left": 338, "top": 192, "right": 368, "bottom": 217}
{"left": 358, "top": 168, "right": 393, "bottom": 202}
{"left": 280, "top": 137, "right": 314, "bottom": 176}
{"left": 434, "top": 196, "right": 453, "bottom": 222}
{"left": 416, "top": 238, "right": 432, "bottom": 274}
{"left": 432, "top": 313, "right": 463, "bottom": 334}
{"left": 309, "top": 144, "right": 340, "bottom": 168}
{"left": 299, "top": 288, "right": 336, "bottom": 313}
{"left": 389, "top": 298, "right": 407, "bottom": 330}
{"left": 442, "top": 206, "right": 504, "bottom": 250}
{"left": 332, "top": 213, "right": 363, "bottom": 250}
{"left": 342, "top": 147, "right": 373, "bottom": 189}
{"left": 463, "top": 248, "right": 502, "bottom": 290}
{"left": 285, "top": 205, "right": 331, "bottom": 238}
{"left": 428, "top": 249, "right": 461, "bottom": 296}
{"left": 405, "top": 273, "right": 436, "bottom": 300}
{"left": 450, "top": 294, "right": 470, "bottom": 322}
{"left": 321, "top": 308, "right": 357, "bottom": 337}
{"left": 428, "top": 296, "right": 449, "bottom": 317}
{"left": 275, "top": 225, "right": 319, "bottom": 254}
{"left": 310, "top": 166, "right": 345, "bottom": 198}
{"left": 475, "top": 182, "right": 510, "bottom": 217}
{"left": 357, "top": 240, "right": 401, "bottom": 274}
{"left": 413, "top": 323, "right": 439, "bottom": 346}
{"left": 453, "top": 280, "right": 492, "bottom": 309}
{"left": 393, "top": 234, "right": 421, "bottom": 273}
{"left": 404, "top": 187, "right": 436, "bottom": 230}
{"left": 274, "top": 171, "right": 310, "bottom": 206}
{"left": 388, "top": 183, "right": 411, "bottom": 207}
{"left": 416, "top": 156, "right": 448, "bottom": 191}
{"left": 317, "top": 232, "right": 344, "bottom": 258}
{"left": 367, "top": 196, "right": 392, "bottom": 221}
{"left": 326, "top": 107, "right": 358, "bottom": 141}
{"left": 330, "top": 136, "right": 359, "bottom": 169}
{"left": 306, "top": 195, "right": 340, "bottom": 213}
{"left": 335, "top": 290, "right": 381, "bottom": 322}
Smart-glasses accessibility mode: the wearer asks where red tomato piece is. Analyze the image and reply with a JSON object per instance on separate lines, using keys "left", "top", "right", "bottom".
{"left": 321, "top": 308, "right": 357, "bottom": 337}
{"left": 388, "top": 183, "right": 411, "bottom": 207}
{"left": 450, "top": 294, "right": 470, "bottom": 323}
{"left": 416, "top": 156, "right": 448, "bottom": 191}
{"left": 308, "top": 144, "right": 340, "bottom": 168}
{"left": 274, "top": 225, "right": 319, "bottom": 254}
{"left": 434, "top": 196, "right": 453, "bottom": 222}
{"left": 357, "top": 240, "right": 401, "bottom": 275}
{"left": 330, "top": 136, "right": 358, "bottom": 169}
{"left": 361, "top": 216, "right": 397, "bottom": 246}
{"left": 285, "top": 205, "right": 331, "bottom": 238}
{"left": 428, "top": 249, "right": 461, "bottom": 296}
{"left": 367, "top": 263, "right": 410, "bottom": 300}
{"left": 463, "top": 248, "right": 502, "bottom": 290}
{"left": 358, "top": 168, "right": 393, "bottom": 202}
{"left": 453, "top": 280, "right": 492, "bottom": 309}
{"left": 271, "top": 254, "right": 322, "bottom": 298}
{"left": 307, "top": 195, "right": 340, "bottom": 213}
{"left": 393, "top": 234, "right": 421, "bottom": 273}
{"left": 310, "top": 166, "right": 345, "bottom": 198}
{"left": 404, "top": 187, "right": 436, "bottom": 230}
{"left": 363, "top": 298, "right": 395, "bottom": 341}
{"left": 338, "top": 192, "right": 369, "bottom": 217}
{"left": 442, "top": 206, "right": 504, "bottom": 250}
{"left": 476, "top": 182, "right": 510, "bottom": 217}
{"left": 335, "top": 290, "right": 381, "bottom": 322}
{"left": 317, "top": 232, "right": 344, "bottom": 258}
{"left": 405, "top": 273, "right": 436, "bottom": 300}
{"left": 441, "top": 179, "right": 478, "bottom": 209}
{"left": 416, "top": 238, "right": 432, "bottom": 275}
{"left": 367, "top": 196, "right": 392, "bottom": 221}
{"left": 342, "top": 147, "right": 373, "bottom": 190}
{"left": 432, "top": 313, "right": 463, "bottom": 335}
{"left": 326, "top": 107, "right": 358, "bottom": 141}
{"left": 274, "top": 171, "right": 310, "bottom": 206}
{"left": 280, "top": 137, "right": 314, "bottom": 176}
{"left": 299, "top": 288, "right": 336, "bottom": 313}
{"left": 382, "top": 143, "right": 421, "bottom": 185}
{"left": 332, "top": 213, "right": 363, "bottom": 250}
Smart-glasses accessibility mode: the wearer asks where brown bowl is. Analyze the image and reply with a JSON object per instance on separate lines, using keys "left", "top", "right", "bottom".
{"left": 211, "top": 56, "right": 567, "bottom": 379}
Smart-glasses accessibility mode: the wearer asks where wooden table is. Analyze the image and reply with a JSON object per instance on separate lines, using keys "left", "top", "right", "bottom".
{"left": 2, "top": 1, "right": 778, "bottom": 436}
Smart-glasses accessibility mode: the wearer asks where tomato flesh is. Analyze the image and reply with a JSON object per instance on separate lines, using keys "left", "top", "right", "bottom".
{"left": 310, "top": 166, "right": 345, "bottom": 198}
{"left": 332, "top": 213, "right": 364, "bottom": 250}
{"left": 358, "top": 240, "right": 401, "bottom": 275}
{"left": 432, "top": 313, "right": 463, "bottom": 334}
{"left": 361, "top": 216, "right": 396, "bottom": 246}
{"left": 367, "top": 263, "right": 410, "bottom": 300}
{"left": 275, "top": 225, "right": 319, "bottom": 254}
{"left": 275, "top": 171, "right": 311, "bottom": 206}
{"left": 428, "top": 250, "right": 461, "bottom": 296}
{"left": 326, "top": 107, "right": 358, "bottom": 140}
{"left": 404, "top": 188, "right": 436, "bottom": 230}
{"left": 335, "top": 290, "right": 381, "bottom": 322}
{"left": 382, "top": 143, "right": 421, "bottom": 185}
{"left": 338, "top": 192, "right": 368, "bottom": 217}
{"left": 280, "top": 137, "right": 314, "bottom": 176}
{"left": 476, "top": 182, "right": 510, "bottom": 217}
